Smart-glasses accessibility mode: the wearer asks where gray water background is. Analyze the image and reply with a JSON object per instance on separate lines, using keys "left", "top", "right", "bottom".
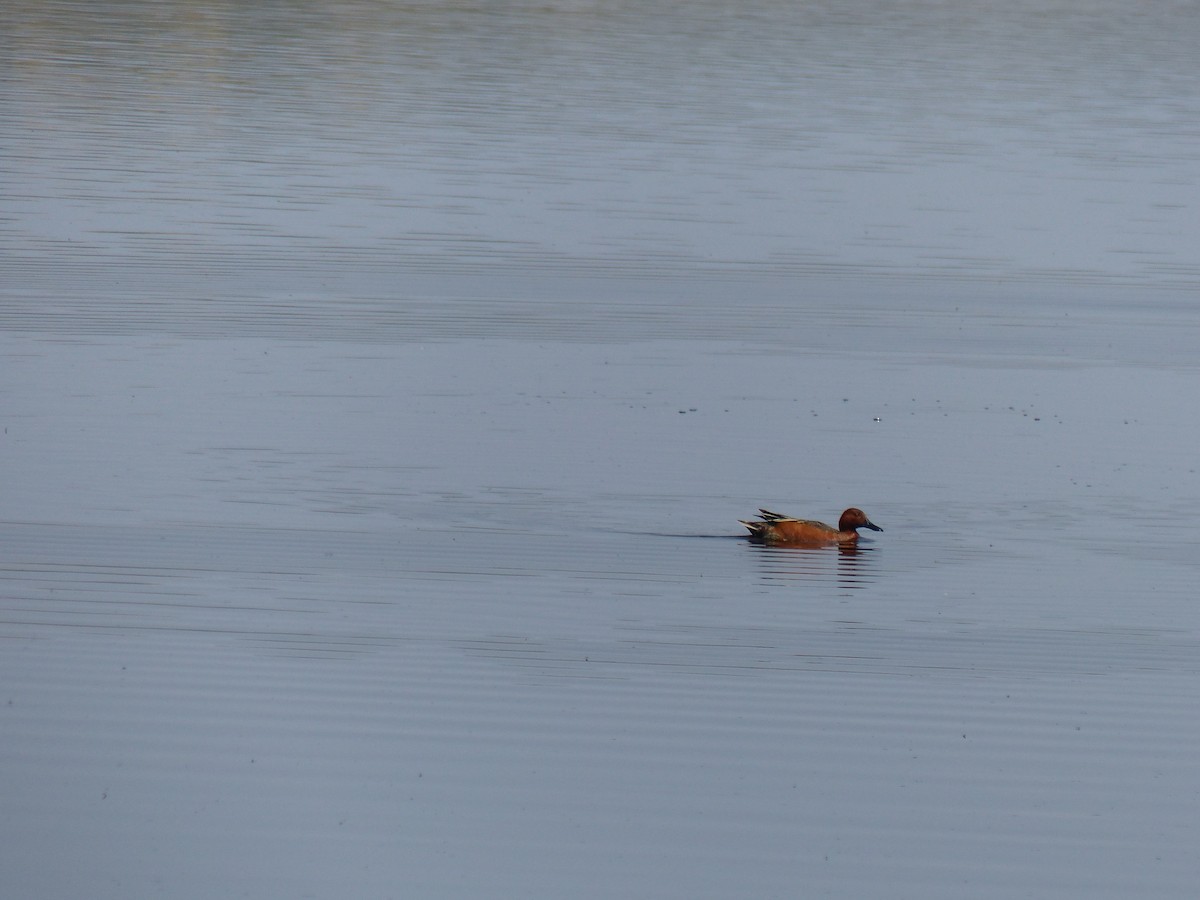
{"left": 3, "top": 2, "right": 1200, "bottom": 898}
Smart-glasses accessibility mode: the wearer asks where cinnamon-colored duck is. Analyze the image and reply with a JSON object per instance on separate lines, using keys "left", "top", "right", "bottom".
{"left": 740, "top": 507, "right": 882, "bottom": 546}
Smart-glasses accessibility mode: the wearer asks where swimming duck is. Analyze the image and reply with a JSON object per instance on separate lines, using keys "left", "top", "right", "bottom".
{"left": 740, "top": 507, "right": 883, "bottom": 545}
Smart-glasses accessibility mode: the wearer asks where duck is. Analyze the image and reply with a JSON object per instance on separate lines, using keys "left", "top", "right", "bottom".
{"left": 740, "top": 507, "right": 882, "bottom": 546}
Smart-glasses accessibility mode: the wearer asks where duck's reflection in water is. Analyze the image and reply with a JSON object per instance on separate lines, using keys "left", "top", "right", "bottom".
{"left": 747, "top": 541, "right": 880, "bottom": 588}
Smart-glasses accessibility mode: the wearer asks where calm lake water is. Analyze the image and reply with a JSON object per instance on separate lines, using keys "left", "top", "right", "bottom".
{"left": 3, "top": 2, "right": 1200, "bottom": 898}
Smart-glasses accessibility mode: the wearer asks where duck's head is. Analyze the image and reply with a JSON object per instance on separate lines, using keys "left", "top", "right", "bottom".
{"left": 840, "top": 508, "right": 882, "bottom": 533}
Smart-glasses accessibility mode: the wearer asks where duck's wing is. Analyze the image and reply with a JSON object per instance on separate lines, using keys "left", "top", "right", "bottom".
{"left": 758, "top": 509, "right": 829, "bottom": 527}
{"left": 757, "top": 508, "right": 794, "bottom": 522}
{"left": 741, "top": 511, "right": 793, "bottom": 534}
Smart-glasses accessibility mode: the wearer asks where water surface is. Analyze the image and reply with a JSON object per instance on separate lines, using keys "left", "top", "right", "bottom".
{"left": 3, "top": 2, "right": 1200, "bottom": 898}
